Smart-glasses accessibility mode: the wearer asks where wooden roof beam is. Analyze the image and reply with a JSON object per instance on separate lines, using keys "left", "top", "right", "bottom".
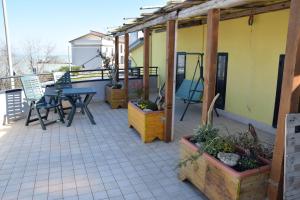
{"left": 178, "top": 0, "right": 268, "bottom": 19}
{"left": 221, "top": 1, "right": 290, "bottom": 20}
{"left": 115, "top": 1, "right": 289, "bottom": 36}
{"left": 120, "top": 0, "right": 270, "bottom": 34}
{"left": 123, "top": 17, "right": 139, "bottom": 20}
{"left": 126, "top": 11, "right": 178, "bottom": 33}
{"left": 140, "top": 13, "right": 153, "bottom": 17}
{"left": 140, "top": 5, "right": 164, "bottom": 10}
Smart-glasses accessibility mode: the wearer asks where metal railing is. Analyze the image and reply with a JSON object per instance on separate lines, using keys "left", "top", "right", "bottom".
{"left": 70, "top": 66, "right": 158, "bottom": 81}
{"left": 0, "top": 73, "right": 53, "bottom": 91}
{"left": 0, "top": 66, "right": 159, "bottom": 91}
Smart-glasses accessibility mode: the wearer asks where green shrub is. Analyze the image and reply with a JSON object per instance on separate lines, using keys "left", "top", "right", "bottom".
{"left": 57, "top": 66, "right": 82, "bottom": 72}
{"left": 236, "top": 156, "right": 260, "bottom": 171}
{"left": 230, "top": 131, "right": 273, "bottom": 159}
{"left": 189, "top": 125, "right": 234, "bottom": 157}
{"left": 179, "top": 123, "right": 271, "bottom": 172}
{"left": 203, "top": 136, "right": 235, "bottom": 157}
{"left": 137, "top": 100, "right": 158, "bottom": 111}
{"left": 191, "top": 125, "right": 218, "bottom": 143}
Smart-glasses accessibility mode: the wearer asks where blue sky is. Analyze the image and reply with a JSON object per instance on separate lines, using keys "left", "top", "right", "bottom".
{"left": 0, "top": 0, "right": 164, "bottom": 55}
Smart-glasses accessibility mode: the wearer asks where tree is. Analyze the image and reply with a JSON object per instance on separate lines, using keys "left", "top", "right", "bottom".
{"left": 0, "top": 41, "right": 21, "bottom": 77}
{"left": 23, "top": 40, "right": 56, "bottom": 74}
{"left": 0, "top": 44, "right": 10, "bottom": 77}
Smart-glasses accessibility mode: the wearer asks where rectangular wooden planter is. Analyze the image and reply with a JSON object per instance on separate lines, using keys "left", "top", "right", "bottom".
{"left": 105, "top": 85, "right": 126, "bottom": 109}
{"left": 128, "top": 101, "right": 164, "bottom": 143}
{"left": 179, "top": 136, "right": 271, "bottom": 200}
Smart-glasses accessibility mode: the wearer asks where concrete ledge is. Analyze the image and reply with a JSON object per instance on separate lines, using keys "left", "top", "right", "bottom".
{"left": 217, "top": 109, "right": 276, "bottom": 135}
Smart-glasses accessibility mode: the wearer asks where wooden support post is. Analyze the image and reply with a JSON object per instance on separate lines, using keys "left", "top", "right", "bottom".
{"left": 268, "top": 1, "right": 300, "bottom": 199}
{"left": 143, "top": 28, "right": 150, "bottom": 100}
{"left": 201, "top": 9, "right": 220, "bottom": 125}
{"left": 124, "top": 33, "right": 129, "bottom": 104}
{"left": 114, "top": 36, "right": 119, "bottom": 82}
{"left": 164, "top": 20, "right": 176, "bottom": 142}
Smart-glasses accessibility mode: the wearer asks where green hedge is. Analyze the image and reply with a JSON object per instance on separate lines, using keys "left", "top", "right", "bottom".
{"left": 57, "top": 66, "right": 82, "bottom": 72}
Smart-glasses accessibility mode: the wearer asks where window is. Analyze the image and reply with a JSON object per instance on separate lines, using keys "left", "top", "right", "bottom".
{"left": 120, "top": 56, "right": 124, "bottom": 64}
{"left": 217, "top": 54, "right": 227, "bottom": 81}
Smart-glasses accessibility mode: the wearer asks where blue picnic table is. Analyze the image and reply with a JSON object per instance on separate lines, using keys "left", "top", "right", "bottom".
{"left": 46, "top": 87, "right": 97, "bottom": 127}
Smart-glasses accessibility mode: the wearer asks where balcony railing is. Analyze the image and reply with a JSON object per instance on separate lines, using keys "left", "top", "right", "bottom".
{"left": 0, "top": 66, "right": 158, "bottom": 91}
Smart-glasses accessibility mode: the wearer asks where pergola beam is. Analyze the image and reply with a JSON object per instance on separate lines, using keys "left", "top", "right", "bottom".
{"left": 126, "top": 11, "right": 178, "bottom": 34}
{"left": 114, "top": 31, "right": 126, "bottom": 37}
{"left": 164, "top": 20, "right": 176, "bottom": 142}
{"left": 201, "top": 8, "right": 220, "bottom": 125}
{"left": 133, "top": 1, "right": 289, "bottom": 34}
{"left": 124, "top": 33, "right": 129, "bottom": 105}
{"left": 143, "top": 28, "right": 150, "bottom": 100}
{"left": 221, "top": 1, "right": 290, "bottom": 21}
{"left": 118, "top": 0, "right": 267, "bottom": 34}
{"left": 268, "top": 0, "right": 300, "bottom": 199}
{"left": 114, "top": 36, "right": 119, "bottom": 81}
{"left": 178, "top": 0, "right": 264, "bottom": 19}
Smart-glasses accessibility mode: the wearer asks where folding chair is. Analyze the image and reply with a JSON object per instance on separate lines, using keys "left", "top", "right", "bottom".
{"left": 53, "top": 71, "right": 76, "bottom": 114}
{"left": 21, "top": 75, "right": 64, "bottom": 130}
{"left": 53, "top": 71, "right": 72, "bottom": 88}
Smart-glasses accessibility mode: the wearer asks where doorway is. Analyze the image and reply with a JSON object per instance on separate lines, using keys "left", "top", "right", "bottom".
{"left": 272, "top": 54, "right": 285, "bottom": 128}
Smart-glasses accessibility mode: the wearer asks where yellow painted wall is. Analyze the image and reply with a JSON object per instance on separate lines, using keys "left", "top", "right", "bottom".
{"left": 151, "top": 31, "right": 166, "bottom": 86}
{"left": 130, "top": 36, "right": 152, "bottom": 67}
{"left": 130, "top": 45, "right": 143, "bottom": 67}
{"left": 177, "top": 25, "right": 207, "bottom": 80}
{"left": 151, "top": 9, "right": 289, "bottom": 126}
{"left": 130, "top": 33, "right": 165, "bottom": 87}
{"left": 219, "top": 10, "right": 288, "bottom": 125}
{"left": 151, "top": 28, "right": 205, "bottom": 84}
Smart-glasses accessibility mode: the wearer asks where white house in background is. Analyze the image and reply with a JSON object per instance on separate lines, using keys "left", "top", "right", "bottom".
{"left": 69, "top": 30, "right": 124, "bottom": 70}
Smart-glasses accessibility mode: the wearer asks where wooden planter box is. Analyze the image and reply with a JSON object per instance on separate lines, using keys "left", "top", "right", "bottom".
{"left": 128, "top": 101, "right": 164, "bottom": 143}
{"left": 105, "top": 85, "right": 126, "bottom": 109}
{"left": 179, "top": 136, "right": 271, "bottom": 200}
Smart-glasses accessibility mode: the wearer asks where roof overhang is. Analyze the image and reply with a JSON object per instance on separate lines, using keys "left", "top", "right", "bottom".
{"left": 111, "top": 0, "right": 290, "bottom": 36}
{"left": 69, "top": 31, "right": 112, "bottom": 43}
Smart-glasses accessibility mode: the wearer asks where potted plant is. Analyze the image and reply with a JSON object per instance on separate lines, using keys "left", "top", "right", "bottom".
{"left": 178, "top": 124, "right": 272, "bottom": 200}
{"left": 128, "top": 89, "right": 165, "bottom": 143}
{"left": 104, "top": 61, "right": 126, "bottom": 109}
{"left": 105, "top": 83, "right": 125, "bottom": 109}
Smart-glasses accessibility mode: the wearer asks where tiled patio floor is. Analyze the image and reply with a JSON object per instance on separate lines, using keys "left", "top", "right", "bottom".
{"left": 0, "top": 102, "right": 207, "bottom": 200}
{"left": 173, "top": 100, "right": 275, "bottom": 145}
{"left": 0, "top": 100, "right": 275, "bottom": 200}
